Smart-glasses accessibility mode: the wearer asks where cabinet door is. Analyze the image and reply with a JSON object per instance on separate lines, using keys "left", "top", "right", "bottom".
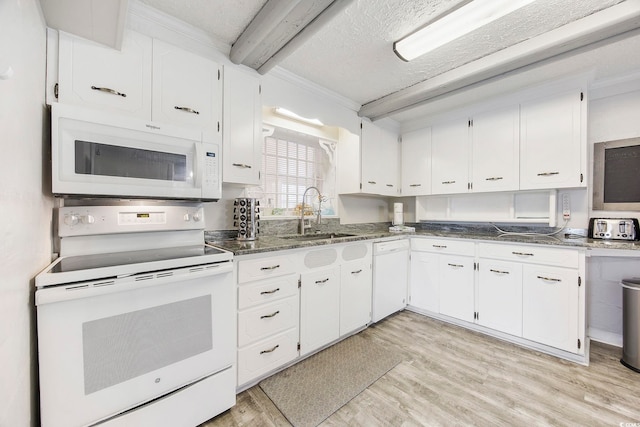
{"left": 471, "top": 105, "right": 520, "bottom": 192}
{"left": 223, "top": 67, "right": 262, "bottom": 185}
{"left": 372, "top": 248, "right": 408, "bottom": 322}
{"left": 477, "top": 259, "right": 523, "bottom": 336}
{"left": 522, "top": 265, "right": 579, "bottom": 352}
{"left": 361, "top": 121, "right": 399, "bottom": 196}
{"left": 520, "top": 91, "right": 584, "bottom": 190}
{"left": 152, "top": 39, "right": 222, "bottom": 132}
{"left": 409, "top": 251, "right": 439, "bottom": 313}
{"left": 300, "top": 267, "right": 340, "bottom": 356}
{"left": 431, "top": 118, "right": 470, "bottom": 195}
{"left": 438, "top": 254, "right": 475, "bottom": 322}
{"left": 401, "top": 127, "right": 431, "bottom": 196}
{"left": 340, "top": 259, "right": 372, "bottom": 336}
{"left": 58, "top": 30, "right": 152, "bottom": 119}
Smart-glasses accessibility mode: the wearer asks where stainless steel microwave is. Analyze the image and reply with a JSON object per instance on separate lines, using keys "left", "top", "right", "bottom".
{"left": 593, "top": 137, "right": 640, "bottom": 211}
{"left": 51, "top": 104, "right": 221, "bottom": 201}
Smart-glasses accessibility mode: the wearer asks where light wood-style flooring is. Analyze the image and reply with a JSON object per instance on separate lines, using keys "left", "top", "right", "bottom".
{"left": 203, "top": 311, "right": 640, "bottom": 426}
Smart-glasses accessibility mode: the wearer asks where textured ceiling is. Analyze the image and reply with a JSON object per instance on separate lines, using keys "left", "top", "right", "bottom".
{"left": 139, "top": 0, "right": 634, "bottom": 117}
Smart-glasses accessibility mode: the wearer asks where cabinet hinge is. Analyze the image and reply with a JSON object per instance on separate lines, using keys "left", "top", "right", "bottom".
{"left": 218, "top": 69, "right": 221, "bottom": 80}
{"left": 298, "top": 278, "right": 301, "bottom": 288}
{"left": 217, "top": 122, "right": 220, "bottom": 132}
{"left": 580, "top": 173, "right": 584, "bottom": 183}
{"left": 580, "top": 92, "right": 584, "bottom": 101}
{"left": 297, "top": 342, "right": 301, "bottom": 351}
{"left": 577, "top": 339, "right": 581, "bottom": 349}
{"left": 476, "top": 312, "right": 479, "bottom": 321}
{"left": 360, "top": 122, "right": 363, "bottom": 129}
{"left": 359, "top": 183, "right": 362, "bottom": 190}
{"left": 578, "top": 276, "right": 582, "bottom": 287}
{"left": 54, "top": 83, "right": 59, "bottom": 99}
{"left": 259, "top": 84, "right": 262, "bottom": 95}
{"left": 259, "top": 171, "right": 261, "bottom": 180}
{"left": 473, "top": 311, "right": 478, "bottom": 320}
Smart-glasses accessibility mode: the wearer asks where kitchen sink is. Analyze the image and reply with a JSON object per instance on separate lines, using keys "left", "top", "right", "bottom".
{"left": 281, "top": 232, "right": 357, "bottom": 241}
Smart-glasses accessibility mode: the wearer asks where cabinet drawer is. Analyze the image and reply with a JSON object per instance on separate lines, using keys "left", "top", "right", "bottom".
{"left": 238, "top": 274, "right": 298, "bottom": 310}
{"left": 238, "top": 296, "right": 299, "bottom": 347}
{"left": 237, "top": 328, "right": 299, "bottom": 386}
{"left": 411, "top": 238, "right": 475, "bottom": 256}
{"left": 478, "top": 243, "right": 580, "bottom": 268}
{"left": 238, "top": 255, "right": 295, "bottom": 283}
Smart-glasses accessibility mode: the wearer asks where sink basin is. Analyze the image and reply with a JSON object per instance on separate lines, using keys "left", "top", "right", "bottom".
{"left": 281, "top": 233, "right": 357, "bottom": 241}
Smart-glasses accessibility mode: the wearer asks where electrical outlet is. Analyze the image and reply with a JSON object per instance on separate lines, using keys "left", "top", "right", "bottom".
{"left": 562, "top": 193, "right": 571, "bottom": 220}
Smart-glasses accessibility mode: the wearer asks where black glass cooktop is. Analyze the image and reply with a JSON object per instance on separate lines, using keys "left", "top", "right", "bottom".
{"left": 51, "top": 245, "right": 227, "bottom": 274}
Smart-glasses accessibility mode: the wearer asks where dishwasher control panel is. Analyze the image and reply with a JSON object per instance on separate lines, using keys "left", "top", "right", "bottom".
{"left": 588, "top": 218, "right": 639, "bottom": 241}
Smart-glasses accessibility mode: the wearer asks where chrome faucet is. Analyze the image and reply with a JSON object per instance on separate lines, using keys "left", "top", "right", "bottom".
{"left": 299, "top": 186, "right": 322, "bottom": 235}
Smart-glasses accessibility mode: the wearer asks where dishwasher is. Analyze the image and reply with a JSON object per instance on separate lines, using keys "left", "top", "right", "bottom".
{"left": 372, "top": 239, "right": 410, "bottom": 322}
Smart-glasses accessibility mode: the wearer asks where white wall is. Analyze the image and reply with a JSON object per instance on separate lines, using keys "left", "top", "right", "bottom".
{"left": 586, "top": 83, "right": 640, "bottom": 346}
{"left": 0, "top": 1, "right": 52, "bottom": 426}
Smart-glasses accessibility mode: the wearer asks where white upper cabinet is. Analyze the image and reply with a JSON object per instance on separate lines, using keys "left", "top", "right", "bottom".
{"left": 471, "top": 105, "right": 520, "bottom": 192}
{"left": 361, "top": 120, "right": 400, "bottom": 196}
{"left": 222, "top": 67, "right": 262, "bottom": 185}
{"left": 431, "top": 118, "right": 470, "bottom": 195}
{"left": 58, "top": 30, "right": 152, "bottom": 119}
{"left": 519, "top": 90, "right": 585, "bottom": 190}
{"left": 401, "top": 127, "right": 431, "bottom": 196}
{"left": 152, "top": 39, "right": 221, "bottom": 132}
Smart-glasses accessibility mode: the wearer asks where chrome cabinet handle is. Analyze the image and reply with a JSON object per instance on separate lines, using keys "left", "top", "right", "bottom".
{"left": 447, "top": 263, "right": 464, "bottom": 268}
{"left": 386, "top": 184, "right": 394, "bottom": 187}
{"left": 260, "top": 344, "right": 280, "bottom": 354}
{"left": 260, "top": 310, "right": 280, "bottom": 319}
{"left": 260, "top": 264, "right": 280, "bottom": 270}
{"left": 442, "top": 180, "right": 456, "bottom": 184}
{"left": 512, "top": 251, "right": 534, "bottom": 257}
{"left": 351, "top": 269, "right": 363, "bottom": 274}
{"left": 260, "top": 288, "right": 280, "bottom": 295}
{"left": 315, "top": 278, "right": 330, "bottom": 284}
{"left": 485, "top": 177, "right": 504, "bottom": 181}
{"left": 432, "top": 244, "right": 447, "bottom": 248}
{"left": 232, "top": 163, "right": 253, "bottom": 169}
{"left": 409, "top": 184, "right": 422, "bottom": 187}
{"left": 367, "top": 181, "right": 377, "bottom": 184}
{"left": 91, "top": 85, "right": 126, "bottom": 97}
{"left": 174, "top": 106, "right": 200, "bottom": 115}
{"left": 537, "top": 275, "right": 562, "bottom": 282}
{"left": 490, "top": 269, "right": 510, "bottom": 275}
{"left": 537, "top": 171, "right": 559, "bottom": 176}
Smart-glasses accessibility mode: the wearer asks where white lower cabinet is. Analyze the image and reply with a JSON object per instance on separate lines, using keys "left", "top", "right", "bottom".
{"left": 522, "top": 264, "right": 579, "bottom": 353}
{"left": 408, "top": 251, "right": 439, "bottom": 313}
{"left": 438, "top": 254, "right": 475, "bottom": 322}
{"left": 477, "top": 259, "right": 523, "bottom": 337}
{"left": 340, "top": 259, "right": 373, "bottom": 336}
{"left": 300, "top": 267, "right": 340, "bottom": 356}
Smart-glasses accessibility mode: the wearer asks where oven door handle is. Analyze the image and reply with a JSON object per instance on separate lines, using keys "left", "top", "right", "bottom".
{"left": 35, "top": 261, "right": 233, "bottom": 306}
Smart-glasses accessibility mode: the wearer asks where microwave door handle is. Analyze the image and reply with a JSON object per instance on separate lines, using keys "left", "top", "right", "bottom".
{"left": 194, "top": 143, "right": 203, "bottom": 189}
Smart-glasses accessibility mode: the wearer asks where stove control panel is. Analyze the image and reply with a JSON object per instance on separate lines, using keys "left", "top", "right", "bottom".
{"left": 58, "top": 205, "right": 205, "bottom": 237}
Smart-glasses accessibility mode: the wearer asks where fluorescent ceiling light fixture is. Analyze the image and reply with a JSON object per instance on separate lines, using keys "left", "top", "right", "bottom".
{"left": 274, "top": 107, "right": 324, "bottom": 126}
{"left": 393, "top": 0, "right": 535, "bottom": 61}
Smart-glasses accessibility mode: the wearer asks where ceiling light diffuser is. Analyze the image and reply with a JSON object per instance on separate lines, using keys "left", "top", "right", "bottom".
{"left": 274, "top": 107, "right": 324, "bottom": 126}
{"left": 393, "top": 0, "right": 535, "bottom": 62}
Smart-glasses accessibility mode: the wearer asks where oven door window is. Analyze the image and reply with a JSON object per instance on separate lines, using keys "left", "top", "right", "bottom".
{"left": 75, "top": 140, "right": 188, "bottom": 182}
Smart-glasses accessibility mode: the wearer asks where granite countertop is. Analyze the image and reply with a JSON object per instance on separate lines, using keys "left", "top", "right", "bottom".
{"left": 205, "top": 228, "right": 640, "bottom": 256}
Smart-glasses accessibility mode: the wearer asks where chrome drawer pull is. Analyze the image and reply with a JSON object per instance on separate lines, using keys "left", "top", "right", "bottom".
{"left": 260, "top": 310, "right": 280, "bottom": 319}
{"left": 260, "top": 264, "right": 280, "bottom": 270}
{"left": 351, "top": 269, "right": 363, "bottom": 274}
{"left": 512, "top": 251, "right": 534, "bottom": 256}
{"left": 260, "top": 288, "right": 280, "bottom": 295}
{"left": 232, "top": 163, "right": 252, "bottom": 168}
{"left": 260, "top": 344, "right": 280, "bottom": 354}
{"left": 409, "top": 184, "right": 422, "bottom": 187}
{"left": 315, "top": 278, "right": 330, "bottom": 284}
{"left": 432, "top": 244, "right": 447, "bottom": 248}
{"left": 537, "top": 171, "right": 559, "bottom": 176}
{"left": 386, "top": 184, "right": 394, "bottom": 187}
{"left": 447, "top": 263, "right": 464, "bottom": 268}
{"left": 490, "top": 269, "right": 510, "bottom": 275}
{"left": 442, "top": 180, "right": 456, "bottom": 184}
{"left": 537, "top": 275, "right": 562, "bottom": 282}
{"left": 485, "top": 177, "right": 503, "bottom": 181}
{"left": 367, "top": 181, "right": 377, "bottom": 184}
{"left": 174, "top": 106, "right": 200, "bottom": 115}
{"left": 91, "top": 85, "right": 126, "bottom": 97}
